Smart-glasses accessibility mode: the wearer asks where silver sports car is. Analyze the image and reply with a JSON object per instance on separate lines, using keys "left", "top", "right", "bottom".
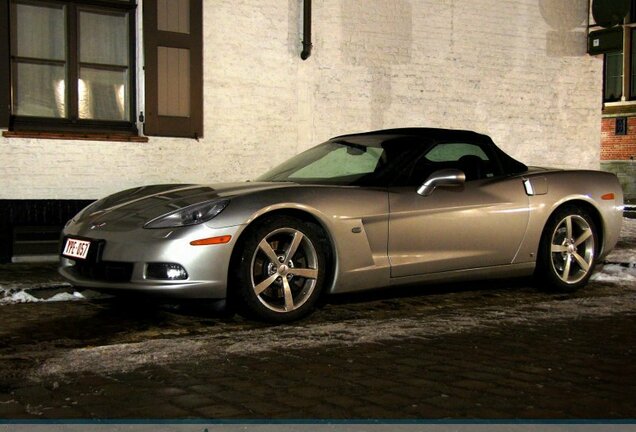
{"left": 60, "top": 128, "right": 624, "bottom": 322}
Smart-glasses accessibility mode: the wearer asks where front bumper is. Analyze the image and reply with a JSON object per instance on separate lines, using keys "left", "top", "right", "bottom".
{"left": 59, "top": 222, "right": 244, "bottom": 299}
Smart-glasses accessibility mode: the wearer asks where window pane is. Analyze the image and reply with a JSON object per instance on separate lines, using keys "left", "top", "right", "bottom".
{"left": 412, "top": 143, "right": 496, "bottom": 182}
{"left": 425, "top": 143, "right": 488, "bottom": 162}
{"left": 16, "top": 2, "right": 65, "bottom": 61}
{"left": 631, "top": 31, "right": 636, "bottom": 98}
{"left": 14, "top": 62, "right": 66, "bottom": 117}
{"left": 157, "top": 0, "right": 190, "bottom": 34}
{"left": 158, "top": 47, "right": 190, "bottom": 117}
{"left": 605, "top": 51, "right": 623, "bottom": 102}
{"left": 79, "top": 68, "right": 128, "bottom": 121}
{"left": 79, "top": 10, "right": 128, "bottom": 66}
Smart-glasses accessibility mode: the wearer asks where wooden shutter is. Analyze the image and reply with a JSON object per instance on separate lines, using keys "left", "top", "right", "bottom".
{"left": 0, "top": 0, "right": 9, "bottom": 128}
{"left": 143, "top": 0, "right": 202, "bottom": 138}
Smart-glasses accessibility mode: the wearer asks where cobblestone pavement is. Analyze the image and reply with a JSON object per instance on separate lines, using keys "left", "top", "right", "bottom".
{"left": 0, "top": 220, "right": 634, "bottom": 420}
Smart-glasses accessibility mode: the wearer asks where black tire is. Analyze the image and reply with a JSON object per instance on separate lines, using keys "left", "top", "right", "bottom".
{"left": 231, "top": 216, "right": 328, "bottom": 323}
{"left": 536, "top": 205, "right": 598, "bottom": 292}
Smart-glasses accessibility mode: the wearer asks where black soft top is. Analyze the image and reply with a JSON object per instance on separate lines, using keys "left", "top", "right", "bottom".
{"left": 331, "top": 127, "right": 528, "bottom": 176}
{"left": 332, "top": 127, "right": 489, "bottom": 142}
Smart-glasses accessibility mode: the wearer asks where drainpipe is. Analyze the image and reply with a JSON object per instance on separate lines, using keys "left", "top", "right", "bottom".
{"left": 300, "top": 0, "right": 312, "bottom": 60}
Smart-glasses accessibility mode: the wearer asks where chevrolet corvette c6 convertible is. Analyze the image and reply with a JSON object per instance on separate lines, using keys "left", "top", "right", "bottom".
{"left": 60, "top": 128, "right": 624, "bottom": 322}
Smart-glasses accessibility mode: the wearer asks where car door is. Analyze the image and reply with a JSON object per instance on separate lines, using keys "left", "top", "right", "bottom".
{"left": 388, "top": 141, "right": 530, "bottom": 278}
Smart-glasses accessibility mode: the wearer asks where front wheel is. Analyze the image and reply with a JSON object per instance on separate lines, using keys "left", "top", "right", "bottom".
{"left": 232, "top": 216, "right": 328, "bottom": 323}
{"left": 536, "top": 206, "right": 598, "bottom": 292}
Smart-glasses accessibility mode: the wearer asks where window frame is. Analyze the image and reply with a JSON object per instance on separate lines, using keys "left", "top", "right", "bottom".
{"left": 630, "top": 28, "right": 636, "bottom": 99}
{"left": 7, "top": 0, "right": 138, "bottom": 135}
{"left": 0, "top": 0, "right": 10, "bottom": 128}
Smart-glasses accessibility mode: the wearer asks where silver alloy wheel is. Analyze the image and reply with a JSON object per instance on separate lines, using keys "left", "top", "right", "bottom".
{"left": 250, "top": 227, "right": 319, "bottom": 313}
{"left": 549, "top": 214, "right": 595, "bottom": 284}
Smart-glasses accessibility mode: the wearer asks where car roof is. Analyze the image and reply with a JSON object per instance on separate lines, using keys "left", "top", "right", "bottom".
{"left": 330, "top": 127, "right": 492, "bottom": 144}
{"left": 330, "top": 127, "right": 528, "bottom": 175}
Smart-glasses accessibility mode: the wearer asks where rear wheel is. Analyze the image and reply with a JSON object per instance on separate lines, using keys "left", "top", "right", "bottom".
{"left": 232, "top": 216, "right": 328, "bottom": 322}
{"left": 536, "top": 206, "right": 597, "bottom": 292}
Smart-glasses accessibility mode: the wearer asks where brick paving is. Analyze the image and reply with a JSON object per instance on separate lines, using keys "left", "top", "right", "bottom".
{"left": 0, "top": 308, "right": 634, "bottom": 420}
{"left": 0, "top": 219, "right": 634, "bottom": 420}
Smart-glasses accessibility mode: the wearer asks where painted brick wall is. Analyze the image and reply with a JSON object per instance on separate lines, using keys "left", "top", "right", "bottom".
{"left": 600, "top": 117, "right": 636, "bottom": 161}
{"left": 0, "top": 0, "right": 602, "bottom": 200}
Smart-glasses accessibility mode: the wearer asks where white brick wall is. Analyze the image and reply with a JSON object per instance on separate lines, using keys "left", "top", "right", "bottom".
{"left": 0, "top": 0, "right": 602, "bottom": 199}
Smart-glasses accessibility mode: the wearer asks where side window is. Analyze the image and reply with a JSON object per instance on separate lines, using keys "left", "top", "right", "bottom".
{"left": 411, "top": 142, "right": 497, "bottom": 183}
{"left": 426, "top": 143, "right": 488, "bottom": 162}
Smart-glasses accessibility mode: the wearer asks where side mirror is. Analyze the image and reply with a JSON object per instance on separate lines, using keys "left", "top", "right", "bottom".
{"left": 417, "top": 169, "right": 466, "bottom": 196}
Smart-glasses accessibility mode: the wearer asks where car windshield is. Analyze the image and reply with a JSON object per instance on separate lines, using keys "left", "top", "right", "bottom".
{"left": 256, "top": 141, "right": 388, "bottom": 185}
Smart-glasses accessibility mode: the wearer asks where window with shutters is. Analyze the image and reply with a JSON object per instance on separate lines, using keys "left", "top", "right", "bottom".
{"left": 600, "top": 0, "right": 636, "bottom": 105}
{"left": 3, "top": 0, "right": 138, "bottom": 135}
{"left": 0, "top": 0, "right": 203, "bottom": 139}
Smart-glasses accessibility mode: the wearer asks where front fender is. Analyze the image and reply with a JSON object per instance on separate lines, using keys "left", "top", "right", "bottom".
{"left": 208, "top": 186, "right": 391, "bottom": 294}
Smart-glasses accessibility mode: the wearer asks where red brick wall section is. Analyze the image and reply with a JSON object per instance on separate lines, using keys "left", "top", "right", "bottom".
{"left": 601, "top": 117, "right": 636, "bottom": 161}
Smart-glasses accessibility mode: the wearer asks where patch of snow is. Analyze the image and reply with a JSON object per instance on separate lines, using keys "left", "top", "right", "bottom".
{"left": 0, "top": 290, "right": 41, "bottom": 305}
{"left": 592, "top": 264, "right": 636, "bottom": 286}
{"left": 620, "top": 216, "right": 636, "bottom": 235}
{"left": 606, "top": 248, "right": 636, "bottom": 263}
{"left": 0, "top": 288, "right": 86, "bottom": 305}
{"left": 593, "top": 216, "right": 635, "bottom": 286}
{"left": 46, "top": 291, "right": 86, "bottom": 302}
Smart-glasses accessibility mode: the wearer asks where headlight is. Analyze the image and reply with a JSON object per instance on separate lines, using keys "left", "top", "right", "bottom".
{"left": 144, "top": 199, "right": 229, "bottom": 229}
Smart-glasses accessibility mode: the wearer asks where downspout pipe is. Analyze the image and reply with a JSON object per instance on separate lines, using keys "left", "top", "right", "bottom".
{"left": 300, "top": 0, "right": 312, "bottom": 60}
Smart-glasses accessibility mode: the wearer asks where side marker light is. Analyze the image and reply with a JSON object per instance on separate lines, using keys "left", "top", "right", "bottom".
{"left": 190, "top": 235, "right": 232, "bottom": 246}
{"left": 601, "top": 193, "right": 615, "bottom": 201}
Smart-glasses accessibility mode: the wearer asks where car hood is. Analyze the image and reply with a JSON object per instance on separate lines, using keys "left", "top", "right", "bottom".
{"left": 75, "top": 182, "right": 294, "bottom": 229}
